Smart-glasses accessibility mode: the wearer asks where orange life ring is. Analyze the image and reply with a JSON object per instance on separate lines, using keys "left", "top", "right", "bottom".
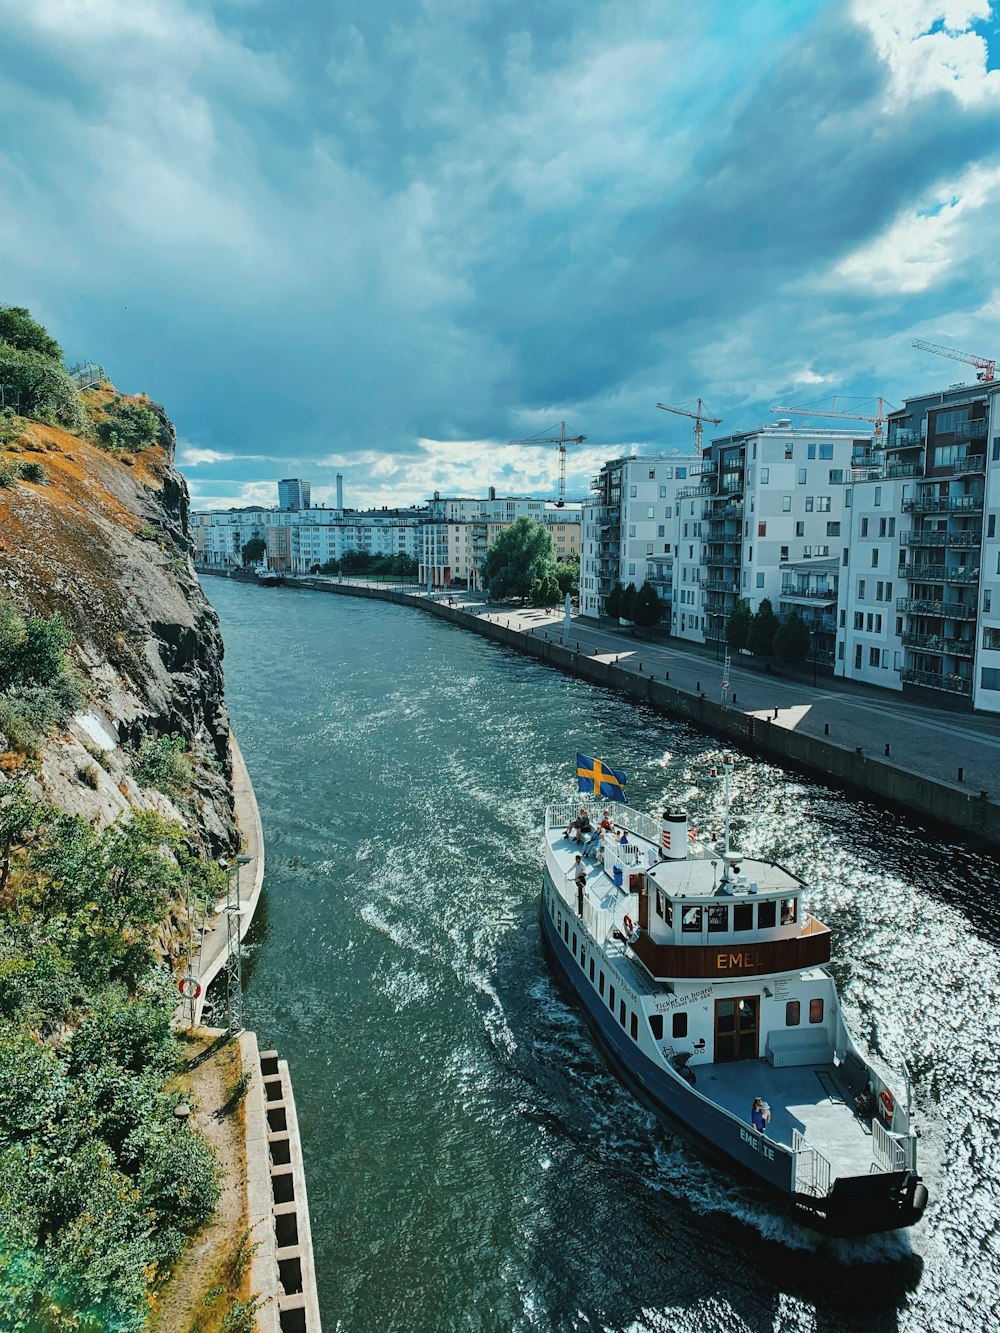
{"left": 623, "top": 914, "right": 635, "bottom": 934}
{"left": 178, "top": 977, "right": 202, "bottom": 1000}
{"left": 879, "top": 1088, "right": 894, "bottom": 1121}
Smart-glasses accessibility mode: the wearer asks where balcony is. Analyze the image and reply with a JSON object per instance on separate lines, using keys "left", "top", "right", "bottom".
{"left": 900, "top": 530, "right": 982, "bottom": 549}
{"left": 901, "top": 632, "right": 975, "bottom": 658}
{"left": 902, "top": 494, "right": 984, "bottom": 514}
{"left": 704, "top": 503, "right": 742, "bottom": 521}
{"left": 896, "top": 597, "right": 977, "bottom": 620}
{"left": 902, "top": 565, "right": 979, "bottom": 584}
{"left": 931, "top": 417, "right": 988, "bottom": 441}
{"left": 900, "top": 668, "right": 972, "bottom": 696}
{"left": 703, "top": 577, "right": 740, "bottom": 593}
{"left": 701, "top": 553, "right": 741, "bottom": 568}
{"left": 928, "top": 454, "right": 986, "bottom": 478}
{"left": 888, "top": 430, "right": 922, "bottom": 449}
{"left": 780, "top": 584, "right": 836, "bottom": 601}
{"left": 882, "top": 462, "right": 923, "bottom": 479}
{"left": 676, "top": 483, "right": 715, "bottom": 501}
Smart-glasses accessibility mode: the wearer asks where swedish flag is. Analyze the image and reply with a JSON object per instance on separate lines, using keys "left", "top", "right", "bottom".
{"left": 576, "top": 753, "right": 628, "bottom": 803}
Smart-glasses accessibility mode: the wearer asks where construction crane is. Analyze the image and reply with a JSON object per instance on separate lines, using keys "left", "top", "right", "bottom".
{"left": 912, "top": 339, "right": 995, "bottom": 383}
{"left": 769, "top": 396, "right": 889, "bottom": 445}
{"left": 507, "top": 420, "right": 586, "bottom": 507}
{"left": 654, "top": 398, "right": 722, "bottom": 457}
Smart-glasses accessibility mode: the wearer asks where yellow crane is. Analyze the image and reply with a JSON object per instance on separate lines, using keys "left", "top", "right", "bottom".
{"left": 654, "top": 398, "right": 722, "bottom": 457}
{"left": 507, "top": 420, "right": 586, "bottom": 507}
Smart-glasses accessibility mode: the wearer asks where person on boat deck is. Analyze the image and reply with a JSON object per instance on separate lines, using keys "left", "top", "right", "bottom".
{"left": 565, "top": 809, "right": 592, "bottom": 842}
{"left": 618, "top": 830, "right": 629, "bottom": 846}
{"left": 598, "top": 810, "right": 614, "bottom": 832}
{"left": 571, "top": 854, "right": 587, "bottom": 915}
{"left": 583, "top": 827, "right": 604, "bottom": 859}
{"left": 750, "top": 1097, "right": 771, "bottom": 1133}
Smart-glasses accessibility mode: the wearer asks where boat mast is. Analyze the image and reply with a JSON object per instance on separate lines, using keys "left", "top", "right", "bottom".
{"left": 721, "top": 753, "right": 734, "bottom": 856}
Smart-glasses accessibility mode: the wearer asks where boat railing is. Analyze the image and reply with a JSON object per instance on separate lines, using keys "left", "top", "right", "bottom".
{"left": 791, "top": 1130, "right": 832, "bottom": 1197}
{"left": 871, "top": 1117, "right": 908, "bottom": 1173}
{"left": 602, "top": 840, "right": 645, "bottom": 876}
{"left": 545, "top": 799, "right": 660, "bottom": 846}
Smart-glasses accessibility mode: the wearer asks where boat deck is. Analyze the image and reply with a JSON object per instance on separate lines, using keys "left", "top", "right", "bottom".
{"left": 695, "top": 1058, "right": 876, "bottom": 1179}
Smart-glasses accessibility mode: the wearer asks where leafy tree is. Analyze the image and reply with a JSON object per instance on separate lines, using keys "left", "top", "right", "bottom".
{"left": 726, "top": 598, "right": 752, "bottom": 651}
{"left": 555, "top": 556, "right": 579, "bottom": 597}
{"left": 480, "top": 517, "right": 556, "bottom": 601}
{"left": 0, "top": 306, "right": 63, "bottom": 361}
{"left": 619, "top": 581, "right": 637, "bottom": 622}
{"left": 132, "top": 732, "right": 190, "bottom": 798}
{"left": 748, "top": 597, "right": 779, "bottom": 657}
{"left": 95, "top": 398, "right": 160, "bottom": 453}
{"left": 0, "top": 782, "right": 46, "bottom": 895}
{"left": 774, "top": 612, "right": 812, "bottom": 665}
{"left": 241, "top": 536, "right": 266, "bottom": 566}
{"left": 529, "top": 571, "right": 561, "bottom": 606}
{"left": 0, "top": 601, "right": 73, "bottom": 688}
{"left": 0, "top": 343, "right": 86, "bottom": 433}
{"left": 604, "top": 581, "right": 624, "bottom": 619}
{"left": 631, "top": 581, "right": 664, "bottom": 638}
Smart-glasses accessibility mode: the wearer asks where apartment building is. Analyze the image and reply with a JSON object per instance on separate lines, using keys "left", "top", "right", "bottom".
{"left": 580, "top": 454, "right": 700, "bottom": 621}
{"left": 838, "top": 379, "right": 1000, "bottom": 712}
{"left": 676, "top": 424, "right": 864, "bottom": 650}
{"left": 418, "top": 492, "right": 578, "bottom": 589}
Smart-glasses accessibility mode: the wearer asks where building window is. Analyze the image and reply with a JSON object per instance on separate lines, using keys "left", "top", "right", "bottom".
{"left": 805, "top": 497, "right": 814, "bottom": 511}
{"left": 869, "top": 646, "right": 880, "bottom": 667}
{"left": 982, "top": 668, "right": 1000, "bottom": 690}
{"left": 782, "top": 496, "right": 791, "bottom": 512}
{"left": 858, "top": 579, "right": 866, "bottom": 599}
{"left": 854, "top": 611, "right": 863, "bottom": 629}
{"left": 672, "top": 1012, "right": 688, "bottom": 1039}
{"left": 798, "top": 468, "right": 807, "bottom": 484}
{"left": 874, "top": 487, "right": 882, "bottom": 507}
{"left": 871, "top": 547, "right": 879, "bottom": 568}
{"left": 760, "top": 468, "right": 769, "bottom": 484}
{"left": 820, "top": 443, "right": 833, "bottom": 460}
{"left": 786, "top": 1001, "right": 801, "bottom": 1027}
{"left": 629, "top": 524, "right": 636, "bottom": 537}
{"left": 649, "top": 469, "right": 656, "bottom": 480}
{"left": 860, "top": 517, "right": 868, "bottom": 537}
{"left": 650, "top": 1014, "right": 664, "bottom": 1040}
{"left": 827, "top": 522, "right": 840, "bottom": 537}
{"left": 780, "top": 545, "right": 789, "bottom": 560}
{"left": 816, "top": 497, "right": 831, "bottom": 512}
{"left": 785, "top": 443, "right": 794, "bottom": 459}
{"left": 630, "top": 485, "right": 637, "bottom": 497}
{"left": 796, "top": 522, "right": 804, "bottom": 536}
{"left": 829, "top": 469, "right": 843, "bottom": 484}
{"left": 758, "top": 521, "right": 766, "bottom": 537}
{"left": 756, "top": 573, "right": 765, "bottom": 588}
{"left": 807, "top": 443, "right": 816, "bottom": 459}
{"left": 879, "top": 517, "right": 887, "bottom": 537}
{"left": 809, "top": 998, "right": 825, "bottom": 1024}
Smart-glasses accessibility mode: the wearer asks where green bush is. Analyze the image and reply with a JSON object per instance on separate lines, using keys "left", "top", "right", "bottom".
{"left": 96, "top": 399, "right": 160, "bottom": 453}
{"left": 0, "top": 306, "right": 63, "bottom": 360}
{"left": 0, "top": 344, "right": 86, "bottom": 433}
{"left": 132, "top": 732, "right": 190, "bottom": 797}
{"left": 0, "top": 456, "right": 20, "bottom": 487}
{"left": 19, "top": 460, "right": 46, "bottom": 484}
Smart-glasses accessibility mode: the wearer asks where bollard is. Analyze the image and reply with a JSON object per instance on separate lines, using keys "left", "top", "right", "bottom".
{"left": 773, "top": 707, "right": 778, "bottom": 719}
{"left": 731, "top": 692, "right": 736, "bottom": 704}
{"left": 824, "top": 723, "right": 829, "bottom": 736}
{"left": 639, "top": 662, "right": 643, "bottom": 672}
{"left": 958, "top": 767, "right": 964, "bottom": 783}
{"left": 696, "top": 680, "right": 700, "bottom": 692}
{"left": 981, "top": 790, "right": 989, "bottom": 800}
{"left": 665, "top": 670, "right": 670, "bottom": 681}
{"left": 855, "top": 746, "right": 863, "bottom": 758}
{"left": 884, "top": 744, "right": 890, "bottom": 756}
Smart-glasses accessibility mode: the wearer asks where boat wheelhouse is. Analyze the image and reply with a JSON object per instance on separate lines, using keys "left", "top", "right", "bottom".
{"left": 539, "top": 765, "right": 927, "bottom": 1236}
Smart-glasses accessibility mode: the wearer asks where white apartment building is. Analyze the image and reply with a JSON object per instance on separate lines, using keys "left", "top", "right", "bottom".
{"left": 580, "top": 454, "right": 700, "bottom": 620}
{"left": 837, "top": 379, "right": 1000, "bottom": 713}
{"left": 681, "top": 424, "right": 865, "bottom": 651}
{"left": 191, "top": 502, "right": 423, "bottom": 573}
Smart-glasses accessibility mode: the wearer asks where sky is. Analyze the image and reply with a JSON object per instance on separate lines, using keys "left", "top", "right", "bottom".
{"left": 1, "top": 0, "right": 999, "bottom": 511}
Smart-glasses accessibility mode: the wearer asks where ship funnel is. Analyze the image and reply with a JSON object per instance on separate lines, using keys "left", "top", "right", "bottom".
{"left": 660, "top": 808, "right": 688, "bottom": 860}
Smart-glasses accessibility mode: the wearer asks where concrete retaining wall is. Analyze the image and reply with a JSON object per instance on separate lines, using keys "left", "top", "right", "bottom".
{"left": 282, "top": 577, "right": 1000, "bottom": 844}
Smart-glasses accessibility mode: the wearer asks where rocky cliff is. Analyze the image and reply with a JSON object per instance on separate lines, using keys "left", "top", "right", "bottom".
{"left": 0, "top": 386, "right": 237, "bottom": 854}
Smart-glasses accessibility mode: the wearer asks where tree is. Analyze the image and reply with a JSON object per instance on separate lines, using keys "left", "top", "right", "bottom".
{"left": 529, "top": 571, "right": 561, "bottom": 606}
{"left": 0, "top": 343, "right": 86, "bottom": 433}
{"left": 480, "top": 517, "right": 556, "bottom": 602}
{"left": 555, "top": 556, "right": 579, "bottom": 598}
{"left": 748, "top": 597, "right": 779, "bottom": 657}
{"left": 774, "top": 612, "right": 812, "bottom": 665}
{"left": 619, "top": 582, "right": 637, "bottom": 622}
{"left": 0, "top": 306, "right": 63, "bottom": 361}
{"left": 241, "top": 537, "right": 266, "bottom": 566}
{"left": 726, "top": 599, "right": 752, "bottom": 651}
{"left": 631, "top": 582, "right": 664, "bottom": 638}
{"left": 95, "top": 398, "right": 160, "bottom": 453}
{"left": 604, "top": 581, "right": 624, "bottom": 619}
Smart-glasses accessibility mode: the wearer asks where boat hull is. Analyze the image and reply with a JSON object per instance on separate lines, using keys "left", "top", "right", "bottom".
{"left": 539, "top": 880, "right": 926, "bottom": 1237}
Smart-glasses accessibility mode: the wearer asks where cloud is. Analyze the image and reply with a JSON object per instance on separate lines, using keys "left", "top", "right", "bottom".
{"left": 0, "top": 0, "right": 998, "bottom": 508}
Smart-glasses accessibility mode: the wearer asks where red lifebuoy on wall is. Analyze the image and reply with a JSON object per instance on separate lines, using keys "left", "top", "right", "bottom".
{"left": 178, "top": 977, "right": 202, "bottom": 1000}
{"left": 879, "top": 1088, "right": 894, "bottom": 1121}
{"left": 623, "top": 914, "right": 635, "bottom": 935}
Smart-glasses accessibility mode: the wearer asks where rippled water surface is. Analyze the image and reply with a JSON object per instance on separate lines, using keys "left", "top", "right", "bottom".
{"left": 207, "top": 580, "right": 1000, "bottom": 1333}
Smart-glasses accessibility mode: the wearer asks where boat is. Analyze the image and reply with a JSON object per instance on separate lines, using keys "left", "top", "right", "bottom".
{"left": 255, "top": 566, "right": 286, "bottom": 586}
{"left": 540, "top": 756, "right": 928, "bottom": 1236}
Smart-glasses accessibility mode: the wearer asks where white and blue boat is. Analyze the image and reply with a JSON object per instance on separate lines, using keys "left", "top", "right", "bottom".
{"left": 540, "top": 756, "right": 927, "bottom": 1236}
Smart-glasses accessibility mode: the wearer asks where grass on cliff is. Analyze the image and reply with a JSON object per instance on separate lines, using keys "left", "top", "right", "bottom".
{"left": 0, "top": 596, "right": 85, "bottom": 754}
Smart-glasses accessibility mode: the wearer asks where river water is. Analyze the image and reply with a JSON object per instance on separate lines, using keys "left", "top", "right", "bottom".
{"left": 206, "top": 579, "right": 1000, "bottom": 1333}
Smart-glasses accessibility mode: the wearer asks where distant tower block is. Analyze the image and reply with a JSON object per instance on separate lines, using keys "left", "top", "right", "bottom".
{"left": 278, "top": 478, "right": 311, "bottom": 511}
{"left": 336, "top": 473, "right": 344, "bottom": 511}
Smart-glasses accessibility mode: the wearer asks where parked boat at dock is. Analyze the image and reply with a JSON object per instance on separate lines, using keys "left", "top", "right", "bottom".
{"left": 540, "top": 756, "right": 928, "bottom": 1236}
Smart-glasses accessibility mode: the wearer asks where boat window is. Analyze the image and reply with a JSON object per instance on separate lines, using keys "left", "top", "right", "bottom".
{"left": 572, "top": 932, "right": 577, "bottom": 958}
{"left": 619, "top": 1000, "right": 626, "bottom": 1027}
{"left": 786, "top": 1000, "right": 801, "bottom": 1026}
{"left": 757, "top": 900, "right": 777, "bottom": 929}
{"left": 609, "top": 985, "right": 616, "bottom": 1012}
{"left": 781, "top": 898, "right": 798, "bottom": 925}
{"left": 589, "top": 958, "right": 595, "bottom": 982}
{"left": 672, "top": 1012, "right": 688, "bottom": 1038}
{"left": 564, "top": 921, "right": 569, "bottom": 944}
{"left": 557, "top": 911, "right": 562, "bottom": 931}
{"left": 599, "top": 971, "right": 605, "bottom": 997}
{"left": 682, "top": 906, "right": 702, "bottom": 933}
{"left": 708, "top": 904, "right": 728, "bottom": 933}
{"left": 630, "top": 1012, "right": 638, "bottom": 1041}
{"left": 664, "top": 899, "right": 672, "bottom": 926}
{"left": 580, "top": 946, "right": 586, "bottom": 970}
{"left": 649, "top": 1014, "right": 664, "bottom": 1040}
{"left": 655, "top": 890, "right": 664, "bottom": 918}
{"left": 809, "top": 998, "right": 824, "bottom": 1024}
{"left": 733, "top": 903, "right": 753, "bottom": 931}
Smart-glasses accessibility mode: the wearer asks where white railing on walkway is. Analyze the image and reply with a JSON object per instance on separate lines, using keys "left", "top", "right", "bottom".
{"left": 871, "top": 1117, "right": 907, "bottom": 1173}
{"left": 791, "top": 1129, "right": 832, "bottom": 1197}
